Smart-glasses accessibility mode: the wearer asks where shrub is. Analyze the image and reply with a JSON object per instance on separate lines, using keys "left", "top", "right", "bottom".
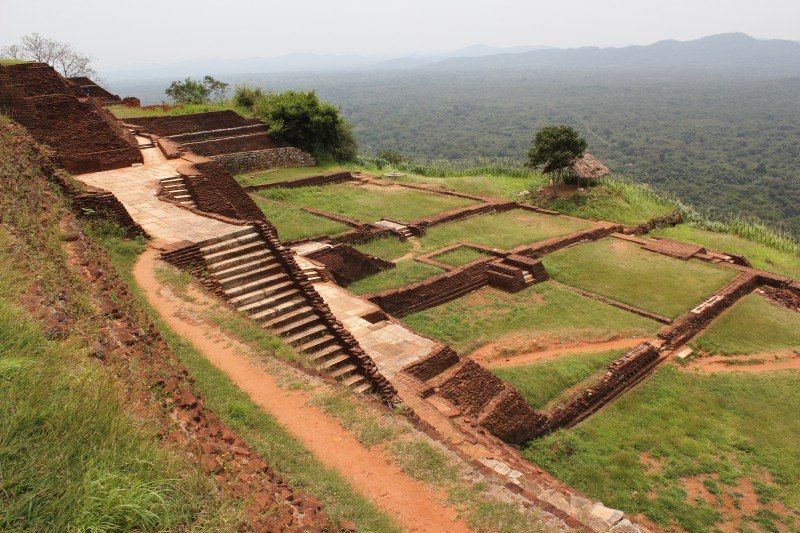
{"left": 252, "top": 90, "right": 357, "bottom": 162}
{"left": 233, "top": 85, "right": 265, "bottom": 110}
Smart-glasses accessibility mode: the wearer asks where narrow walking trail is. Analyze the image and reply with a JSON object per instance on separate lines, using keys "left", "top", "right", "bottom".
{"left": 133, "top": 248, "right": 470, "bottom": 533}
{"left": 474, "top": 337, "right": 652, "bottom": 368}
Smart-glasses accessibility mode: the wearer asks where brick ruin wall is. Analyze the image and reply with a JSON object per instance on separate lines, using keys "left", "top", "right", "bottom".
{"left": 178, "top": 158, "right": 267, "bottom": 222}
{"left": 0, "top": 63, "right": 142, "bottom": 174}
{"left": 414, "top": 200, "right": 517, "bottom": 229}
{"left": 405, "top": 345, "right": 462, "bottom": 382}
{"left": 306, "top": 244, "right": 395, "bottom": 286}
{"left": 513, "top": 223, "right": 622, "bottom": 258}
{"left": 367, "top": 260, "right": 492, "bottom": 316}
{"left": 184, "top": 132, "right": 288, "bottom": 156}
{"left": 244, "top": 171, "right": 355, "bottom": 192}
{"left": 533, "top": 343, "right": 662, "bottom": 437}
{"left": 125, "top": 110, "right": 261, "bottom": 137}
{"left": 213, "top": 147, "right": 315, "bottom": 174}
{"left": 165, "top": 124, "right": 269, "bottom": 144}
{"left": 71, "top": 190, "right": 146, "bottom": 236}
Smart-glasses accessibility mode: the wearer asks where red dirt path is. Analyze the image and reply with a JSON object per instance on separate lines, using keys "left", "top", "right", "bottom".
{"left": 133, "top": 247, "right": 471, "bottom": 533}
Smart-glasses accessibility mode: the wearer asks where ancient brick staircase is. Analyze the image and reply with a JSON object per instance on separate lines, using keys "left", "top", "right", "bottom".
{"left": 159, "top": 176, "right": 196, "bottom": 208}
{"left": 199, "top": 227, "right": 371, "bottom": 393}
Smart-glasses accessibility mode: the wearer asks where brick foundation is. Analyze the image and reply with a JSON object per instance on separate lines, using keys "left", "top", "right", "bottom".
{"left": 306, "top": 244, "right": 395, "bottom": 286}
{"left": 244, "top": 171, "right": 355, "bottom": 192}
{"left": 213, "top": 147, "right": 315, "bottom": 174}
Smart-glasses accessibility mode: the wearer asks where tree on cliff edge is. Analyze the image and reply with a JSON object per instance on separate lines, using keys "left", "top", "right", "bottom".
{"left": 1, "top": 33, "right": 96, "bottom": 78}
{"left": 527, "top": 125, "right": 587, "bottom": 186}
{"left": 253, "top": 90, "right": 357, "bottom": 162}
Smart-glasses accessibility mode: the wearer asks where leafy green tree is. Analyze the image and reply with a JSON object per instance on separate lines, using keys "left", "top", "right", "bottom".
{"left": 253, "top": 90, "right": 357, "bottom": 162}
{"left": 164, "top": 76, "right": 228, "bottom": 104}
{"left": 527, "top": 125, "right": 587, "bottom": 185}
{"left": 232, "top": 85, "right": 265, "bottom": 110}
{"left": 376, "top": 149, "right": 405, "bottom": 165}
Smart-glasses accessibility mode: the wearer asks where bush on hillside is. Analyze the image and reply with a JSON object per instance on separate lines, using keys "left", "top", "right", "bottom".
{"left": 252, "top": 90, "right": 357, "bottom": 162}
{"left": 233, "top": 85, "right": 265, "bottom": 110}
{"left": 165, "top": 76, "right": 228, "bottom": 105}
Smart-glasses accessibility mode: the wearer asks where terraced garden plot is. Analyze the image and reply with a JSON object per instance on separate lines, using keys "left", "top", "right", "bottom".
{"left": 543, "top": 238, "right": 738, "bottom": 319}
{"left": 393, "top": 172, "right": 544, "bottom": 199}
{"left": 257, "top": 182, "right": 476, "bottom": 224}
{"left": 492, "top": 349, "right": 626, "bottom": 410}
{"left": 403, "top": 283, "right": 660, "bottom": 355}
{"left": 652, "top": 224, "right": 800, "bottom": 279}
{"left": 348, "top": 260, "right": 444, "bottom": 295}
{"left": 353, "top": 236, "right": 413, "bottom": 261}
{"left": 433, "top": 247, "right": 494, "bottom": 267}
{"left": 416, "top": 209, "right": 592, "bottom": 254}
{"left": 691, "top": 293, "right": 800, "bottom": 356}
{"left": 252, "top": 197, "right": 350, "bottom": 241}
{"left": 523, "top": 366, "right": 800, "bottom": 532}
{"left": 237, "top": 165, "right": 347, "bottom": 188}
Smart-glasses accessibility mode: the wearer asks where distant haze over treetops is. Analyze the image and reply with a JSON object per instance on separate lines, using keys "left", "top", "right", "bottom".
{"left": 107, "top": 33, "right": 800, "bottom": 235}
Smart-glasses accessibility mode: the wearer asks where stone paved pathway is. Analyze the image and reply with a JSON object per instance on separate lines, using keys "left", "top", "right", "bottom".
{"left": 75, "top": 145, "right": 241, "bottom": 244}
{"left": 314, "top": 282, "right": 438, "bottom": 376}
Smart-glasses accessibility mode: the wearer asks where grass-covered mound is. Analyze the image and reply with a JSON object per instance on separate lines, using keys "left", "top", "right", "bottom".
{"left": 524, "top": 366, "right": 800, "bottom": 531}
{"left": 543, "top": 238, "right": 737, "bottom": 319}
{"left": 404, "top": 283, "right": 660, "bottom": 355}
{"left": 691, "top": 293, "right": 800, "bottom": 356}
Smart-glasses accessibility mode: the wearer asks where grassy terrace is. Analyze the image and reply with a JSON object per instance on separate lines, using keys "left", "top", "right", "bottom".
{"left": 404, "top": 283, "right": 660, "bottom": 355}
{"left": 354, "top": 235, "right": 413, "bottom": 261}
{"left": 691, "top": 293, "right": 800, "bottom": 356}
{"left": 543, "top": 238, "right": 738, "bottom": 319}
{"left": 252, "top": 196, "right": 350, "bottom": 241}
{"left": 493, "top": 349, "right": 625, "bottom": 410}
{"left": 416, "top": 209, "right": 592, "bottom": 254}
{"left": 107, "top": 102, "right": 251, "bottom": 119}
{"left": 653, "top": 224, "right": 800, "bottom": 279}
{"left": 524, "top": 366, "right": 800, "bottom": 532}
{"left": 348, "top": 260, "right": 443, "bottom": 295}
{"left": 237, "top": 165, "right": 347, "bottom": 187}
{"left": 434, "top": 246, "right": 493, "bottom": 267}
{"left": 257, "top": 182, "right": 476, "bottom": 224}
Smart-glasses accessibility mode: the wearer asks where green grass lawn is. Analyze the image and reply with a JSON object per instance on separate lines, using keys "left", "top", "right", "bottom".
{"left": 434, "top": 247, "right": 493, "bottom": 267}
{"left": 252, "top": 196, "right": 350, "bottom": 241}
{"left": 543, "top": 238, "right": 738, "bottom": 319}
{"left": 652, "top": 224, "right": 800, "bottom": 279}
{"left": 393, "top": 171, "right": 545, "bottom": 199}
{"left": 0, "top": 59, "right": 29, "bottom": 65}
{"left": 417, "top": 209, "right": 591, "bottom": 254}
{"left": 353, "top": 236, "right": 413, "bottom": 261}
{"left": 237, "top": 165, "right": 347, "bottom": 187}
{"left": 691, "top": 293, "right": 800, "bottom": 356}
{"left": 258, "top": 182, "right": 476, "bottom": 224}
{"left": 348, "top": 260, "right": 443, "bottom": 295}
{"left": 403, "top": 283, "right": 660, "bottom": 355}
{"left": 524, "top": 366, "right": 800, "bottom": 531}
{"left": 493, "top": 349, "right": 625, "bottom": 410}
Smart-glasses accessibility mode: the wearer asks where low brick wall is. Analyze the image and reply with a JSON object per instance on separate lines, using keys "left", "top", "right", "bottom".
{"left": 244, "top": 171, "right": 355, "bottom": 192}
{"left": 167, "top": 124, "right": 268, "bottom": 144}
{"left": 186, "top": 132, "right": 286, "bottom": 157}
{"left": 367, "top": 260, "right": 492, "bottom": 316}
{"left": 179, "top": 159, "right": 267, "bottom": 222}
{"left": 71, "top": 190, "right": 145, "bottom": 237}
{"left": 533, "top": 342, "right": 662, "bottom": 437}
{"left": 306, "top": 244, "right": 394, "bottom": 286}
{"left": 126, "top": 110, "right": 261, "bottom": 137}
{"left": 213, "top": 147, "right": 315, "bottom": 174}
{"left": 404, "top": 345, "right": 461, "bottom": 382}
{"left": 414, "top": 200, "right": 516, "bottom": 228}
{"left": 513, "top": 223, "right": 622, "bottom": 258}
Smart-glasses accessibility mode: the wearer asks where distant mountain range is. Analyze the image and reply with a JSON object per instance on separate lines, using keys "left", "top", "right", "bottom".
{"left": 425, "top": 33, "right": 800, "bottom": 73}
{"left": 102, "top": 33, "right": 800, "bottom": 81}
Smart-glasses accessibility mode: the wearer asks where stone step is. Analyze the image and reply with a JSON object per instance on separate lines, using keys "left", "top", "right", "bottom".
{"left": 249, "top": 297, "right": 308, "bottom": 322}
{"left": 160, "top": 176, "right": 184, "bottom": 184}
{"left": 262, "top": 305, "right": 316, "bottom": 329}
{"left": 200, "top": 226, "right": 256, "bottom": 248}
{"left": 297, "top": 333, "right": 338, "bottom": 354}
{"left": 227, "top": 273, "right": 293, "bottom": 302}
{"left": 208, "top": 248, "right": 274, "bottom": 273}
{"left": 330, "top": 364, "right": 358, "bottom": 379}
{"left": 309, "top": 343, "right": 344, "bottom": 363}
{"left": 273, "top": 314, "right": 322, "bottom": 336}
{"left": 173, "top": 194, "right": 193, "bottom": 201}
{"left": 237, "top": 288, "right": 299, "bottom": 315}
{"left": 284, "top": 323, "right": 328, "bottom": 346}
{"left": 163, "top": 184, "right": 188, "bottom": 192}
{"left": 352, "top": 381, "right": 372, "bottom": 394}
{"left": 317, "top": 353, "right": 350, "bottom": 371}
{"left": 213, "top": 255, "right": 279, "bottom": 280}
{"left": 218, "top": 263, "right": 285, "bottom": 290}
{"left": 204, "top": 240, "right": 264, "bottom": 265}
{"left": 201, "top": 231, "right": 260, "bottom": 256}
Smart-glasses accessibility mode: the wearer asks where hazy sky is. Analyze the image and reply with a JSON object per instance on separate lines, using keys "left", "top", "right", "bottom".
{"left": 2, "top": 0, "right": 799, "bottom": 68}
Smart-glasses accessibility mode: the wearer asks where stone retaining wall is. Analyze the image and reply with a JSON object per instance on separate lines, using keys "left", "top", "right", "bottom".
{"left": 213, "top": 147, "right": 315, "bottom": 174}
{"left": 306, "top": 244, "right": 395, "bottom": 286}
{"left": 186, "top": 132, "right": 287, "bottom": 156}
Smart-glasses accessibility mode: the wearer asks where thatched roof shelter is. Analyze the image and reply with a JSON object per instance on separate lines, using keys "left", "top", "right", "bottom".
{"left": 543, "top": 153, "right": 610, "bottom": 181}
